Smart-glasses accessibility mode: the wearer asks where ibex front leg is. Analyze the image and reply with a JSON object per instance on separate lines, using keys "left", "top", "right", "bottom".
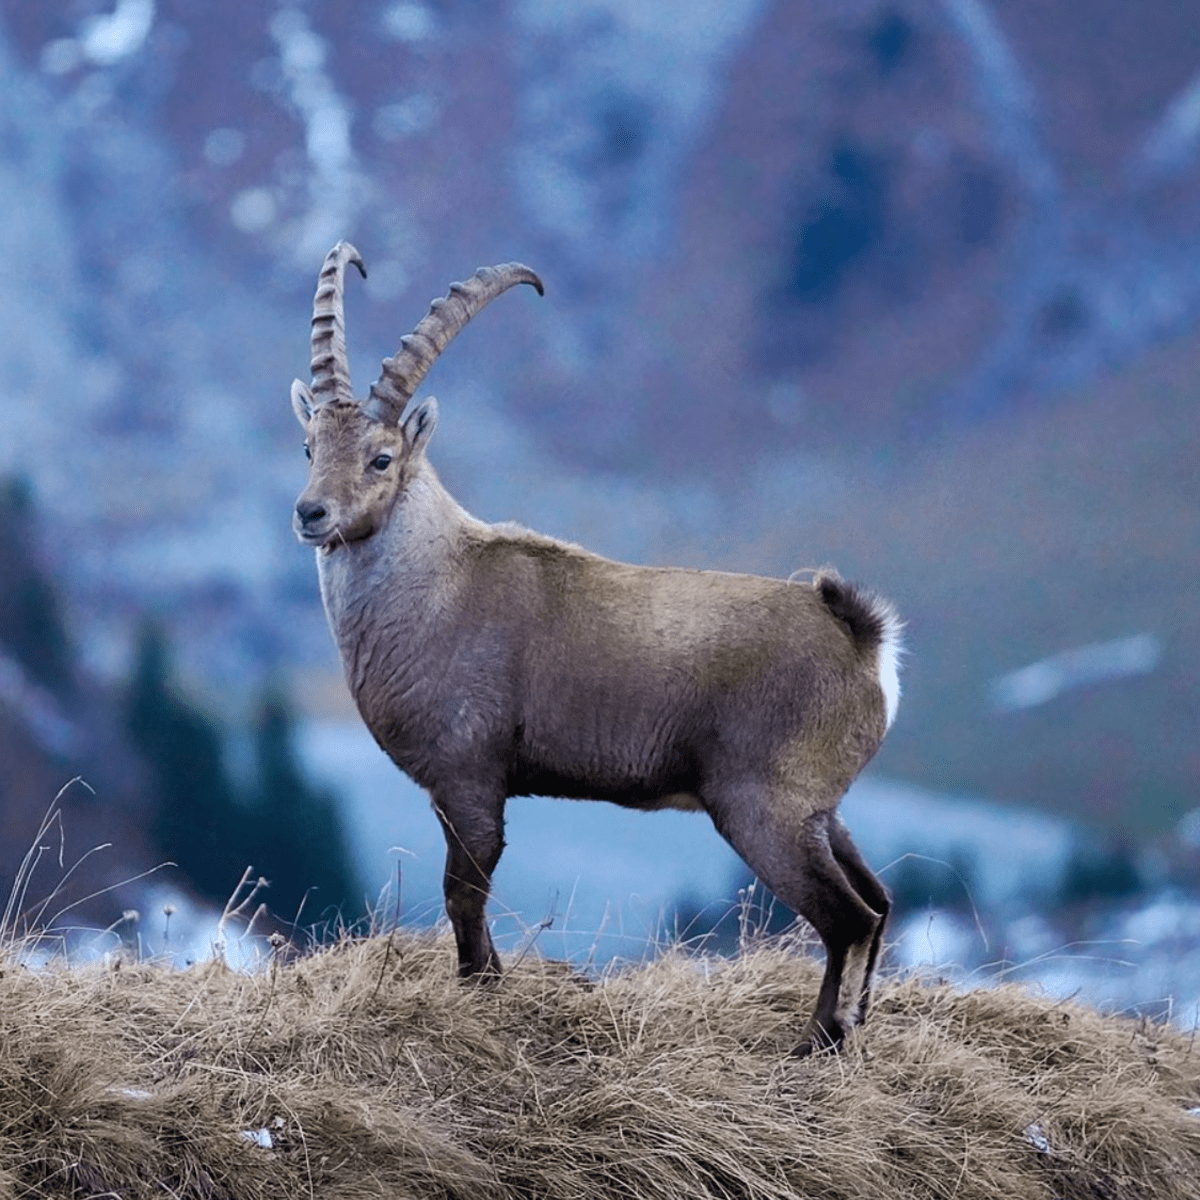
{"left": 433, "top": 791, "right": 506, "bottom": 979}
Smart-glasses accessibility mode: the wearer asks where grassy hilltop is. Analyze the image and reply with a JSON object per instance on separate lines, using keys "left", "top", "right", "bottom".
{"left": 1, "top": 931, "right": 1199, "bottom": 1199}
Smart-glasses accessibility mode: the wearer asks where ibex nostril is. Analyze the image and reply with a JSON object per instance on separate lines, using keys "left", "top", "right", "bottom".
{"left": 297, "top": 501, "right": 326, "bottom": 525}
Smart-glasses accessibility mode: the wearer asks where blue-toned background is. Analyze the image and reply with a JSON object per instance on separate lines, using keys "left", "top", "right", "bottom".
{"left": 1, "top": 0, "right": 1198, "bottom": 1018}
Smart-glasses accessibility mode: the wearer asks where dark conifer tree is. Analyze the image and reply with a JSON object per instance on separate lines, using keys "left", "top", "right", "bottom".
{"left": 125, "top": 620, "right": 248, "bottom": 904}
{"left": 244, "top": 682, "right": 362, "bottom": 930}
{"left": 0, "top": 477, "right": 75, "bottom": 698}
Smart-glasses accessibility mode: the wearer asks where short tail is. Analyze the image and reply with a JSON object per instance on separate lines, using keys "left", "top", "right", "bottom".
{"left": 815, "top": 569, "right": 904, "bottom": 729}
{"left": 814, "top": 570, "right": 898, "bottom": 649}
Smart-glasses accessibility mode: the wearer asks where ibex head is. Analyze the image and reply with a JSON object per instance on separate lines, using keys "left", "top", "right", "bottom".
{"left": 292, "top": 242, "right": 543, "bottom": 548}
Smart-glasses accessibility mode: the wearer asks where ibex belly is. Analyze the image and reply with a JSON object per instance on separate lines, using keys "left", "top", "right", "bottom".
{"left": 512, "top": 667, "right": 711, "bottom": 811}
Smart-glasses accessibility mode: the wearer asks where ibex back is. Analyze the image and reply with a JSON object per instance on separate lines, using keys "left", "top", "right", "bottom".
{"left": 291, "top": 243, "right": 903, "bottom": 1056}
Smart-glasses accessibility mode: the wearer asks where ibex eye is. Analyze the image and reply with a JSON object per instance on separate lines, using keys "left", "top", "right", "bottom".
{"left": 303, "top": 443, "right": 311, "bottom": 461}
{"left": 372, "top": 454, "right": 392, "bottom": 471}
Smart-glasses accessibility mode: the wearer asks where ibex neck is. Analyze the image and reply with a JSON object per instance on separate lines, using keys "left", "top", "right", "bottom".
{"left": 315, "top": 465, "right": 478, "bottom": 675}
{"left": 380, "top": 464, "right": 479, "bottom": 561}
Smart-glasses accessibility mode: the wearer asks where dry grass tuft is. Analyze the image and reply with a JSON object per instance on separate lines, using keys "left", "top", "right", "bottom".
{"left": 0, "top": 928, "right": 1198, "bottom": 1198}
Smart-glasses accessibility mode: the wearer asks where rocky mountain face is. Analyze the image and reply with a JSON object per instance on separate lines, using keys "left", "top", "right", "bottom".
{"left": 595, "top": 0, "right": 1200, "bottom": 470}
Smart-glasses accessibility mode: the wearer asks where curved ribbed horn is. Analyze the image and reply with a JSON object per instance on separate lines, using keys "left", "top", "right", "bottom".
{"left": 366, "top": 263, "right": 544, "bottom": 423}
{"left": 310, "top": 241, "right": 367, "bottom": 405}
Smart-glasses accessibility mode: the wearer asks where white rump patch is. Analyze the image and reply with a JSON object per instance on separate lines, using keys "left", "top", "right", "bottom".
{"left": 875, "top": 604, "right": 904, "bottom": 730}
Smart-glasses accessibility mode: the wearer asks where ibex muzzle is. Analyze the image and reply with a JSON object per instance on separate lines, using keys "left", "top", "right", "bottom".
{"left": 290, "top": 242, "right": 902, "bottom": 1056}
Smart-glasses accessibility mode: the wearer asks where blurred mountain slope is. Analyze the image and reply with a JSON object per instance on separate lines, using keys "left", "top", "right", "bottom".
{"left": 0, "top": 0, "right": 1196, "bottom": 838}
{"left": 585, "top": 0, "right": 1200, "bottom": 475}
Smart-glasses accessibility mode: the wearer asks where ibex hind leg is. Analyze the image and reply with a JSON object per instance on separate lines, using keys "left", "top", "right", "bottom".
{"left": 828, "top": 814, "right": 890, "bottom": 1020}
{"left": 711, "top": 797, "right": 885, "bottom": 1057}
{"left": 433, "top": 794, "right": 505, "bottom": 980}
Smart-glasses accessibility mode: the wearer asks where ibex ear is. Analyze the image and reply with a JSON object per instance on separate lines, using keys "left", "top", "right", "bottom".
{"left": 402, "top": 397, "right": 439, "bottom": 458}
{"left": 291, "top": 380, "right": 314, "bottom": 427}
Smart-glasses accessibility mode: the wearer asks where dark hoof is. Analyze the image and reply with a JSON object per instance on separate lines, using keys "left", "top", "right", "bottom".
{"left": 457, "top": 957, "right": 503, "bottom": 984}
{"left": 790, "top": 1020, "right": 845, "bottom": 1058}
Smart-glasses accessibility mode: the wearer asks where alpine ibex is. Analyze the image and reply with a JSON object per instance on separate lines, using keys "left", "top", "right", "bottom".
{"left": 291, "top": 242, "right": 902, "bottom": 1055}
